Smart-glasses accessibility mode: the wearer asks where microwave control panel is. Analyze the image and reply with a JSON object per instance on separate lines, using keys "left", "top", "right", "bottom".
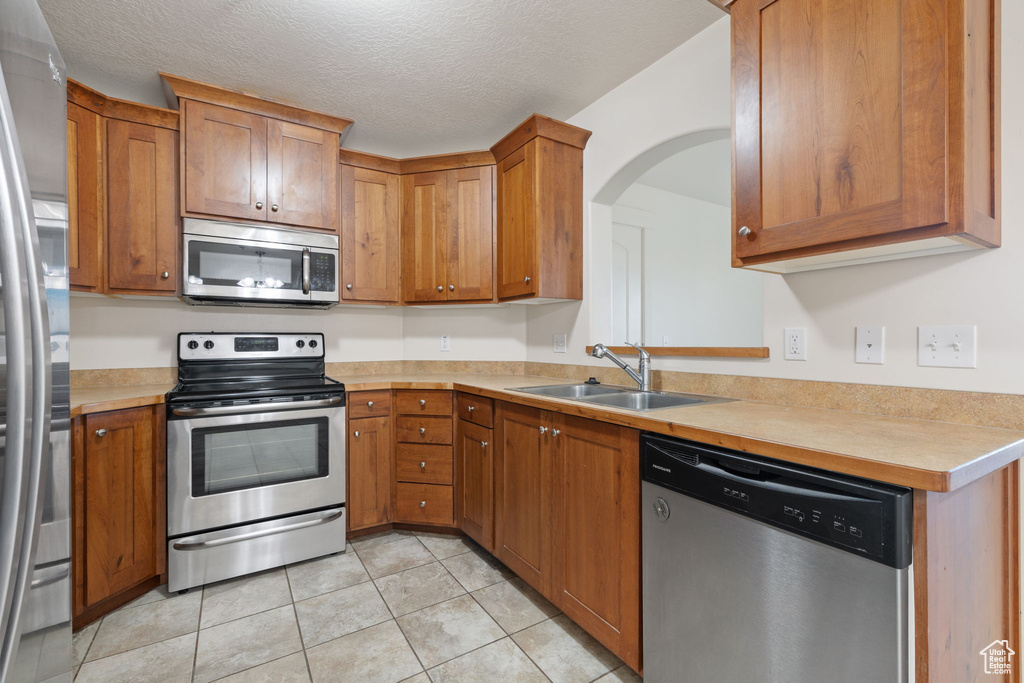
{"left": 310, "top": 253, "right": 336, "bottom": 292}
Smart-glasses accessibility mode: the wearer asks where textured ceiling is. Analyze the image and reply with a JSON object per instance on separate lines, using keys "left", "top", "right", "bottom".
{"left": 38, "top": 0, "right": 723, "bottom": 158}
{"left": 637, "top": 138, "right": 731, "bottom": 207}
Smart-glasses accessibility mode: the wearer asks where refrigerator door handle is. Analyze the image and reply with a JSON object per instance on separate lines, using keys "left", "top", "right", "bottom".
{"left": 0, "top": 62, "right": 47, "bottom": 682}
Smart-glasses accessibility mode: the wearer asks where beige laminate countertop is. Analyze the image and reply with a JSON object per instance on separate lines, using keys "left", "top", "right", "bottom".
{"left": 70, "top": 373, "right": 1024, "bottom": 492}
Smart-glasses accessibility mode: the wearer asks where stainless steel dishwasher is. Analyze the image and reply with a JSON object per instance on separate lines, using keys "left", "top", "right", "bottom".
{"left": 641, "top": 434, "right": 913, "bottom": 683}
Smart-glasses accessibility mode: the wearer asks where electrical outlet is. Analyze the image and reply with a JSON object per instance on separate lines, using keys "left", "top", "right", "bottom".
{"left": 553, "top": 333, "right": 567, "bottom": 353}
{"left": 855, "top": 326, "right": 885, "bottom": 364}
{"left": 440, "top": 335, "right": 451, "bottom": 352}
{"left": 918, "top": 325, "right": 976, "bottom": 368}
{"left": 662, "top": 335, "right": 669, "bottom": 346}
{"left": 784, "top": 327, "right": 807, "bottom": 361}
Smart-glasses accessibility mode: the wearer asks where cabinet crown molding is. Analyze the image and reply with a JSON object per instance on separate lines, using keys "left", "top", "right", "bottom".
{"left": 67, "top": 79, "right": 179, "bottom": 130}
{"left": 490, "top": 113, "right": 592, "bottom": 162}
{"left": 160, "top": 72, "right": 354, "bottom": 136}
{"left": 705, "top": 0, "right": 736, "bottom": 12}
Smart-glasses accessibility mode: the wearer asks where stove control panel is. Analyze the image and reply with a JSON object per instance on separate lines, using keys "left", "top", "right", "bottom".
{"left": 179, "top": 333, "right": 325, "bottom": 361}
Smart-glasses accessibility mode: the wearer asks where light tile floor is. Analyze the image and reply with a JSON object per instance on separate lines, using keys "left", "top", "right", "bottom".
{"left": 72, "top": 530, "right": 643, "bottom": 683}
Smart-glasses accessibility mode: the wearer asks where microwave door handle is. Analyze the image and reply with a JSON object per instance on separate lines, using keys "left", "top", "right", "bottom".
{"left": 301, "top": 248, "right": 311, "bottom": 295}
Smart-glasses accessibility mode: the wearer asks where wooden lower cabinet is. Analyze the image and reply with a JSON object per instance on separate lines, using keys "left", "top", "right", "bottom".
{"left": 494, "top": 401, "right": 641, "bottom": 670}
{"left": 72, "top": 405, "right": 165, "bottom": 625}
{"left": 456, "top": 417, "right": 494, "bottom": 551}
{"left": 347, "top": 412, "right": 393, "bottom": 531}
{"left": 394, "top": 391, "right": 455, "bottom": 526}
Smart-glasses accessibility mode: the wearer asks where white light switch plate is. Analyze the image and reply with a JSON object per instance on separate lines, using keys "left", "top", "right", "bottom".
{"left": 918, "top": 325, "right": 976, "bottom": 368}
{"left": 855, "top": 326, "right": 885, "bottom": 364}
{"left": 784, "top": 327, "right": 807, "bottom": 361}
{"left": 553, "top": 333, "right": 567, "bottom": 353}
{"left": 440, "top": 335, "right": 451, "bottom": 352}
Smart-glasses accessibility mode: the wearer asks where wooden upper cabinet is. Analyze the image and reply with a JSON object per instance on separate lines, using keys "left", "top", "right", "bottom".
{"left": 67, "top": 102, "right": 104, "bottom": 291}
{"left": 730, "top": 0, "right": 1000, "bottom": 272}
{"left": 106, "top": 119, "right": 178, "bottom": 294}
{"left": 491, "top": 115, "right": 591, "bottom": 302}
{"left": 183, "top": 100, "right": 268, "bottom": 222}
{"left": 340, "top": 165, "right": 400, "bottom": 302}
{"left": 447, "top": 166, "right": 495, "bottom": 302}
{"left": 267, "top": 119, "right": 337, "bottom": 230}
{"left": 402, "top": 172, "right": 448, "bottom": 302}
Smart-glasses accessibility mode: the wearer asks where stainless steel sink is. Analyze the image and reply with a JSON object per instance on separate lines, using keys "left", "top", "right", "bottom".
{"left": 512, "top": 383, "right": 629, "bottom": 399}
{"left": 579, "top": 390, "right": 731, "bottom": 411}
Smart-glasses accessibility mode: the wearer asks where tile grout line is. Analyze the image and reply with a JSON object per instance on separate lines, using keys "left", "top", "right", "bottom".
{"left": 283, "top": 562, "right": 317, "bottom": 683}
{"left": 192, "top": 585, "right": 205, "bottom": 682}
{"left": 369, "top": 565, "right": 429, "bottom": 678}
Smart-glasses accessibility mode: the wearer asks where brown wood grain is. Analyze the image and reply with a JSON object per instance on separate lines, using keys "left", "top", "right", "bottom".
{"left": 67, "top": 102, "right": 104, "bottom": 292}
{"left": 447, "top": 165, "right": 495, "bottom": 301}
{"left": 400, "top": 151, "right": 495, "bottom": 174}
{"left": 490, "top": 114, "right": 592, "bottom": 163}
{"left": 401, "top": 172, "right": 448, "bottom": 303}
{"left": 395, "top": 483, "right": 454, "bottom": 525}
{"left": 584, "top": 346, "right": 770, "bottom": 359}
{"left": 338, "top": 149, "right": 402, "bottom": 174}
{"left": 396, "top": 416, "right": 453, "bottom": 445}
{"left": 394, "top": 390, "right": 454, "bottom": 416}
{"left": 68, "top": 79, "right": 179, "bottom": 130}
{"left": 183, "top": 99, "right": 268, "bottom": 222}
{"left": 161, "top": 73, "right": 353, "bottom": 134}
{"left": 340, "top": 165, "right": 401, "bottom": 302}
{"left": 456, "top": 393, "right": 494, "bottom": 428}
{"left": 347, "top": 414, "right": 393, "bottom": 531}
{"left": 496, "top": 143, "right": 536, "bottom": 299}
{"left": 266, "top": 119, "right": 338, "bottom": 231}
{"left": 105, "top": 119, "right": 178, "bottom": 294}
{"left": 396, "top": 444, "right": 454, "bottom": 485}
{"left": 346, "top": 390, "right": 392, "bottom": 419}
{"left": 534, "top": 139, "right": 584, "bottom": 300}
{"left": 456, "top": 418, "right": 495, "bottom": 551}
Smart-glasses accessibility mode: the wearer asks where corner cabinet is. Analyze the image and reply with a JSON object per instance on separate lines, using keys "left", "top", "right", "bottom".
{"left": 491, "top": 115, "right": 592, "bottom": 302}
{"left": 728, "top": 0, "right": 1000, "bottom": 272}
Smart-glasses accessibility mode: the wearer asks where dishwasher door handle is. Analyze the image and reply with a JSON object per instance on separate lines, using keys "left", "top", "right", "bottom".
{"left": 695, "top": 459, "right": 869, "bottom": 504}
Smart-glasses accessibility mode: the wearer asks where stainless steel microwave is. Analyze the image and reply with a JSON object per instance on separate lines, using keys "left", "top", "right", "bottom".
{"left": 182, "top": 218, "right": 339, "bottom": 308}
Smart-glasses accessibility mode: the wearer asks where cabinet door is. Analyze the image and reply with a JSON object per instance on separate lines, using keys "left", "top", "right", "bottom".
{"left": 731, "top": 0, "right": 956, "bottom": 262}
{"left": 267, "top": 120, "right": 338, "bottom": 230}
{"left": 496, "top": 142, "right": 536, "bottom": 299}
{"left": 81, "top": 407, "right": 162, "bottom": 607}
{"left": 183, "top": 100, "right": 267, "bottom": 221}
{"left": 447, "top": 166, "right": 494, "bottom": 301}
{"left": 494, "top": 402, "right": 551, "bottom": 595}
{"left": 401, "top": 172, "right": 447, "bottom": 302}
{"left": 340, "top": 165, "right": 400, "bottom": 302}
{"left": 66, "top": 102, "right": 103, "bottom": 291}
{"left": 456, "top": 419, "right": 494, "bottom": 551}
{"left": 106, "top": 119, "right": 178, "bottom": 293}
{"left": 551, "top": 415, "right": 641, "bottom": 669}
{"left": 347, "top": 415, "right": 393, "bottom": 531}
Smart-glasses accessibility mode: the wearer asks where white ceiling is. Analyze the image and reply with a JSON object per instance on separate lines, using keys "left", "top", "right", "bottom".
{"left": 636, "top": 137, "right": 731, "bottom": 207}
{"left": 39, "top": 0, "right": 723, "bottom": 158}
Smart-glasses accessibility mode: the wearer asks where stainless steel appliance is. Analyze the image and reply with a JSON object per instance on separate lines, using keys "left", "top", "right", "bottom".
{"left": 166, "top": 333, "right": 346, "bottom": 593}
{"left": 641, "top": 434, "right": 913, "bottom": 683}
{"left": 0, "top": 1, "right": 71, "bottom": 680}
{"left": 182, "top": 218, "right": 339, "bottom": 308}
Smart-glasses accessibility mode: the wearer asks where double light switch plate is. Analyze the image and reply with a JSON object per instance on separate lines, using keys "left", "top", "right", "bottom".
{"left": 918, "top": 326, "right": 977, "bottom": 368}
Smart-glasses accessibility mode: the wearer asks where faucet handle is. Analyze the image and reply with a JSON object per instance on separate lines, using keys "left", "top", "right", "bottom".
{"left": 623, "top": 342, "right": 650, "bottom": 359}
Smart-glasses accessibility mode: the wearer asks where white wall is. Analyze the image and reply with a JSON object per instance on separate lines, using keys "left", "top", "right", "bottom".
{"left": 528, "top": 14, "right": 1024, "bottom": 396}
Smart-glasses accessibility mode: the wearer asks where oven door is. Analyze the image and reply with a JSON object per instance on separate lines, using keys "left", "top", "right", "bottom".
{"left": 167, "top": 401, "right": 345, "bottom": 537}
{"left": 182, "top": 220, "right": 338, "bottom": 306}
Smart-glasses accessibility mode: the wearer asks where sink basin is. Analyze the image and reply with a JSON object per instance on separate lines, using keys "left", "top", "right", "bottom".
{"left": 579, "top": 391, "right": 732, "bottom": 411}
{"left": 511, "top": 383, "right": 629, "bottom": 399}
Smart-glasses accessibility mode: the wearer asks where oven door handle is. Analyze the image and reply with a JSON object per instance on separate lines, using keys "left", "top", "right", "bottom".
{"left": 302, "top": 247, "right": 311, "bottom": 295}
{"left": 171, "top": 509, "right": 344, "bottom": 551}
{"left": 171, "top": 395, "right": 342, "bottom": 417}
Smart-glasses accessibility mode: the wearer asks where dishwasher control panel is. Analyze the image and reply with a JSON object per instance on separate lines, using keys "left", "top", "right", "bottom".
{"left": 641, "top": 434, "right": 913, "bottom": 569}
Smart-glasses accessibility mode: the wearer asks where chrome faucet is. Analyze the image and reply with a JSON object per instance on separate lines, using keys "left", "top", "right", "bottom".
{"left": 590, "top": 343, "right": 651, "bottom": 392}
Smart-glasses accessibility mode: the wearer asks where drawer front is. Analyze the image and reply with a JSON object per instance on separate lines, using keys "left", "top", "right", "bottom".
{"left": 348, "top": 391, "right": 391, "bottom": 419}
{"left": 396, "top": 416, "right": 453, "bottom": 444}
{"left": 395, "top": 390, "right": 453, "bottom": 416}
{"left": 396, "top": 483, "right": 454, "bottom": 525}
{"left": 396, "top": 444, "right": 453, "bottom": 485}
{"left": 456, "top": 393, "right": 494, "bottom": 428}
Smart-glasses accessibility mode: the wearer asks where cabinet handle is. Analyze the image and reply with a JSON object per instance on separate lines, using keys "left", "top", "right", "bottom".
{"left": 552, "top": 429, "right": 561, "bottom": 437}
{"left": 271, "top": 203, "right": 279, "bottom": 212}
{"left": 419, "top": 399, "right": 426, "bottom": 406}
{"left": 419, "top": 461, "right": 426, "bottom": 468}
{"left": 94, "top": 429, "right": 107, "bottom": 437}
{"left": 448, "top": 284, "right": 454, "bottom": 291}
{"left": 738, "top": 226, "right": 752, "bottom": 237}
{"left": 367, "top": 401, "right": 374, "bottom": 407}
{"left": 419, "top": 501, "right": 426, "bottom": 508}
{"left": 480, "top": 440, "right": 488, "bottom": 448}
{"left": 419, "top": 427, "right": 426, "bottom": 434}
{"left": 524, "top": 276, "right": 531, "bottom": 283}
{"left": 467, "top": 405, "right": 474, "bottom": 412}
{"left": 437, "top": 285, "right": 443, "bottom": 292}
{"left": 256, "top": 201, "right": 263, "bottom": 210}
{"left": 538, "top": 426, "right": 547, "bottom": 434}
{"left": 161, "top": 271, "right": 170, "bottom": 279}
{"left": 353, "top": 431, "right": 360, "bottom": 437}
{"left": 346, "top": 283, "right": 353, "bottom": 290}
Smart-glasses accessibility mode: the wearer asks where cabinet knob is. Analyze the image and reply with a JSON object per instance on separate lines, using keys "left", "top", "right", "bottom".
{"left": 467, "top": 405, "right": 474, "bottom": 412}
{"left": 552, "top": 429, "right": 561, "bottom": 437}
{"left": 738, "top": 226, "right": 752, "bottom": 237}
{"left": 437, "top": 285, "right": 443, "bottom": 292}
{"left": 419, "top": 461, "right": 426, "bottom": 469}
{"left": 367, "top": 401, "right": 374, "bottom": 407}
{"left": 419, "top": 399, "right": 426, "bottom": 406}
{"left": 419, "top": 501, "right": 426, "bottom": 508}
{"left": 353, "top": 431, "right": 360, "bottom": 437}
{"left": 346, "top": 283, "right": 353, "bottom": 290}
{"left": 480, "top": 440, "right": 488, "bottom": 448}
{"left": 271, "top": 203, "right": 279, "bottom": 212}
{"left": 538, "top": 426, "right": 547, "bottom": 434}
{"left": 448, "top": 284, "right": 454, "bottom": 291}
{"left": 161, "top": 271, "right": 170, "bottom": 279}
{"left": 419, "top": 427, "right": 426, "bottom": 434}
{"left": 256, "top": 201, "right": 263, "bottom": 210}
{"left": 524, "top": 276, "right": 531, "bottom": 283}
{"left": 94, "top": 429, "right": 107, "bottom": 437}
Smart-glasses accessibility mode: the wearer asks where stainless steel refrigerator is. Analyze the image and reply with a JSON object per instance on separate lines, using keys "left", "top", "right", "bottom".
{"left": 0, "top": 0, "right": 71, "bottom": 681}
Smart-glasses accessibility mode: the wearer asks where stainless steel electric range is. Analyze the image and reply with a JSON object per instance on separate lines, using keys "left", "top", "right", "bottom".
{"left": 165, "top": 332, "right": 346, "bottom": 593}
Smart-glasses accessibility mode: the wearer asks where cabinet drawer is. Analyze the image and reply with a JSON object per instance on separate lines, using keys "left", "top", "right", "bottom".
{"left": 396, "top": 444, "right": 453, "bottom": 485}
{"left": 396, "top": 483, "right": 454, "bottom": 525}
{"left": 348, "top": 391, "right": 391, "bottom": 419}
{"left": 456, "top": 393, "right": 493, "bottom": 428}
{"left": 395, "top": 390, "right": 453, "bottom": 416}
{"left": 396, "top": 416, "right": 452, "bottom": 444}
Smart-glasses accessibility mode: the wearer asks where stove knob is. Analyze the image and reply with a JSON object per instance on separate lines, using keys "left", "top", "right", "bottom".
{"left": 296, "top": 340, "right": 305, "bottom": 348}
{"left": 309, "top": 339, "right": 318, "bottom": 348}
{"left": 203, "top": 340, "right": 214, "bottom": 350}
{"left": 187, "top": 340, "right": 199, "bottom": 350}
